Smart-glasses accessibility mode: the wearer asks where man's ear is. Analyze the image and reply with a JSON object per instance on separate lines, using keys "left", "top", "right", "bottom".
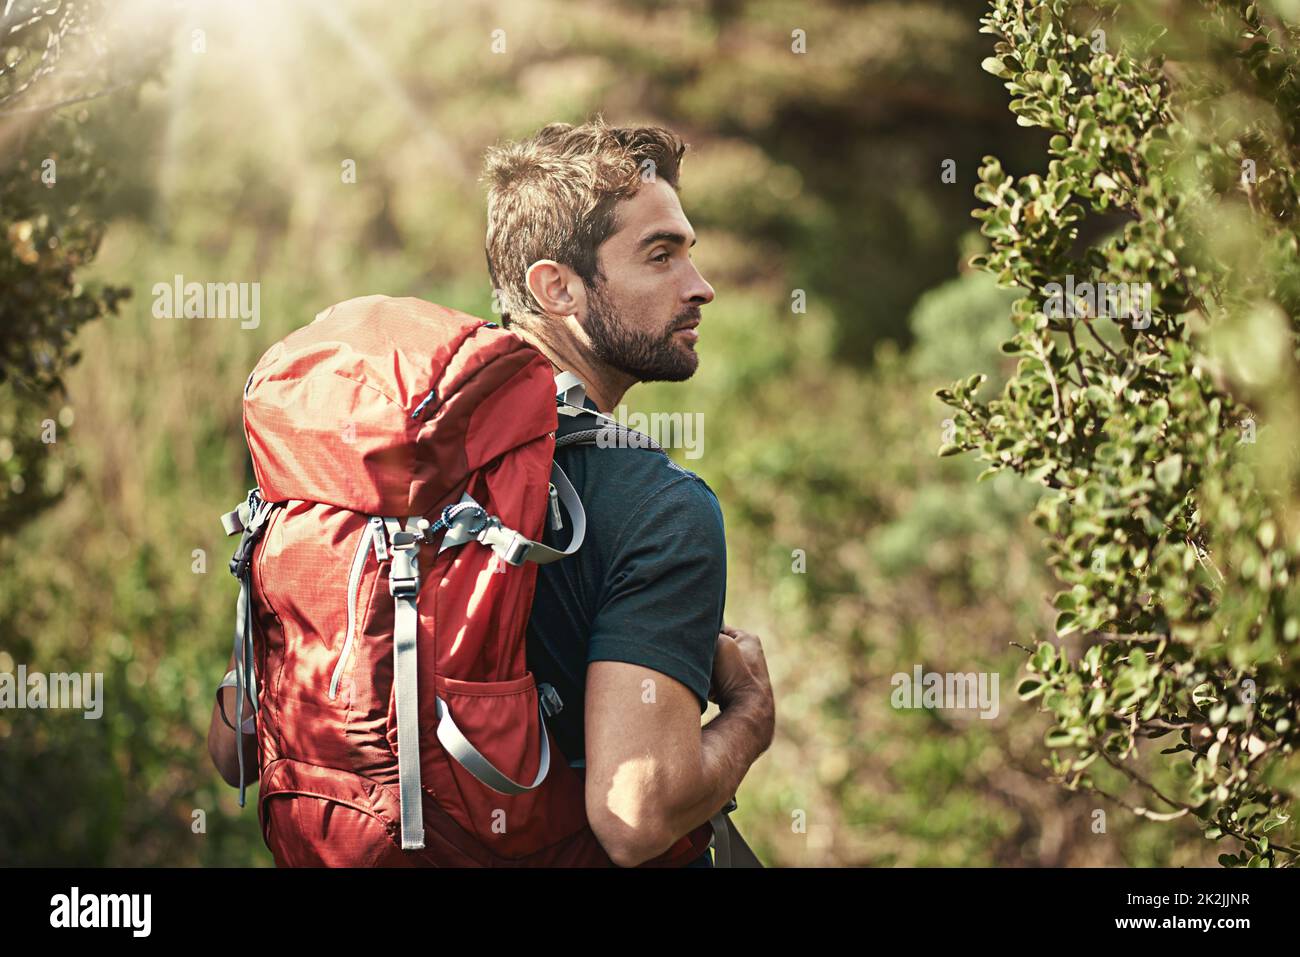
{"left": 525, "top": 259, "right": 584, "bottom": 318}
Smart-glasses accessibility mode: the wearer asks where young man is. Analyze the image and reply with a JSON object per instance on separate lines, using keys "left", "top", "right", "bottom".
{"left": 209, "top": 118, "right": 775, "bottom": 868}
{"left": 481, "top": 117, "right": 775, "bottom": 866}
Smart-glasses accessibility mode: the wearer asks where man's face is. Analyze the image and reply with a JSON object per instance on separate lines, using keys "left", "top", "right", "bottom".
{"left": 579, "top": 177, "right": 715, "bottom": 382}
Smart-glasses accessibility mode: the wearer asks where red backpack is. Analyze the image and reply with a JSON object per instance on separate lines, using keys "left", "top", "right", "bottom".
{"left": 215, "top": 294, "right": 714, "bottom": 866}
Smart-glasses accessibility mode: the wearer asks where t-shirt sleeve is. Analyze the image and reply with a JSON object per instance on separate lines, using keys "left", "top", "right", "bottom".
{"left": 586, "top": 472, "right": 727, "bottom": 713}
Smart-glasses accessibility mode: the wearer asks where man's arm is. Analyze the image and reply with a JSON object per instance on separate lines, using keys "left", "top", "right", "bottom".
{"left": 207, "top": 649, "right": 259, "bottom": 788}
{"left": 585, "top": 626, "right": 775, "bottom": 867}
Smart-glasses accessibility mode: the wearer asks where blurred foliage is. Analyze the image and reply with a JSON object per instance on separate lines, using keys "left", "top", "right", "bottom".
{"left": 941, "top": 0, "right": 1300, "bottom": 865}
{"left": 0, "top": 0, "right": 1238, "bottom": 866}
{"left": 0, "top": 0, "right": 137, "bottom": 537}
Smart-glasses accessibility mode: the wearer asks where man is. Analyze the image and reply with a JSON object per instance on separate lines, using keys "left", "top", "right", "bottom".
{"left": 481, "top": 117, "right": 775, "bottom": 867}
{"left": 209, "top": 117, "right": 775, "bottom": 869}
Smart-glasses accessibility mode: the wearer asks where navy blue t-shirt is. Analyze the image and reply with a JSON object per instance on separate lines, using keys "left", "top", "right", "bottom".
{"left": 525, "top": 396, "right": 727, "bottom": 865}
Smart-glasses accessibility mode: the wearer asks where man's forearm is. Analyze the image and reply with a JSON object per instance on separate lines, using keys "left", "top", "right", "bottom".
{"left": 655, "top": 695, "right": 772, "bottom": 850}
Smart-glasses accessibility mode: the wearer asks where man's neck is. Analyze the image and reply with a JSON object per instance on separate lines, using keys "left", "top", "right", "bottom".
{"left": 508, "top": 319, "right": 635, "bottom": 414}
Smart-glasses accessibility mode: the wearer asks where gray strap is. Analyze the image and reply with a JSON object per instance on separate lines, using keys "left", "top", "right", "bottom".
{"left": 231, "top": 570, "right": 253, "bottom": 806}
{"left": 221, "top": 491, "right": 273, "bottom": 807}
{"left": 384, "top": 516, "right": 426, "bottom": 851}
{"left": 435, "top": 695, "right": 552, "bottom": 795}
{"left": 706, "top": 811, "right": 764, "bottom": 868}
{"left": 553, "top": 371, "right": 625, "bottom": 428}
{"left": 220, "top": 504, "right": 247, "bottom": 537}
{"left": 554, "top": 371, "right": 588, "bottom": 416}
{"left": 709, "top": 809, "right": 731, "bottom": 867}
{"left": 519, "top": 460, "right": 585, "bottom": 564}
{"left": 436, "top": 461, "right": 586, "bottom": 567}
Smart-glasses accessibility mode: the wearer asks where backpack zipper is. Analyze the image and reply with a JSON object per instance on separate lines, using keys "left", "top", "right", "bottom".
{"left": 328, "top": 524, "right": 374, "bottom": 700}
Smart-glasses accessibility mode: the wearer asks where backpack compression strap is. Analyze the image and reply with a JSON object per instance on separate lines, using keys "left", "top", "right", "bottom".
{"left": 432, "top": 458, "right": 585, "bottom": 567}
{"left": 219, "top": 488, "right": 283, "bottom": 808}
{"left": 381, "top": 516, "right": 428, "bottom": 850}
{"left": 379, "top": 513, "right": 559, "bottom": 851}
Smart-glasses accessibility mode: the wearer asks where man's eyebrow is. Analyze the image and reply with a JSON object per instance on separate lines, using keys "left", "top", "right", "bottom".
{"left": 637, "top": 230, "right": 697, "bottom": 250}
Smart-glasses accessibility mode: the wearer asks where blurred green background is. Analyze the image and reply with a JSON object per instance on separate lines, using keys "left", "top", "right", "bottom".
{"left": 0, "top": 0, "right": 1221, "bottom": 865}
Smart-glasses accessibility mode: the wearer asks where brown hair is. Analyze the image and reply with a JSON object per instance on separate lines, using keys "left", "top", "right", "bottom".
{"left": 481, "top": 116, "right": 687, "bottom": 327}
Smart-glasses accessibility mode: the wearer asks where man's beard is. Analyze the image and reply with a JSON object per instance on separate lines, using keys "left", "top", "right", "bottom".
{"left": 582, "top": 278, "right": 699, "bottom": 382}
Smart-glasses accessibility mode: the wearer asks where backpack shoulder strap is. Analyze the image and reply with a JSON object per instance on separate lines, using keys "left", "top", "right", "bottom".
{"left": 551, "top": 372, "right": 668, "bottom": 456}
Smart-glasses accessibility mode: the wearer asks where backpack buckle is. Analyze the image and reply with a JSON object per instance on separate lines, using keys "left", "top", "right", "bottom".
{"left": 388, "top": 533, "right": 420, "bottom": 598}
{"left": 539, "top": 682, "right": 564, "bottom": 718}
{"left": 500, "top": 531, "right": 531, "bottom": 566}
{"left": 390, "top": 577, "right": 419, "bottom": 598}
{"left": 227, "top": 494, "right": 276, "bottom": 580}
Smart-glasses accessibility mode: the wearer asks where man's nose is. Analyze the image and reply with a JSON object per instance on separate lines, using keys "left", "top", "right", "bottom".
{"left": 685, "top": 260, "right": 715, "bottom": 306}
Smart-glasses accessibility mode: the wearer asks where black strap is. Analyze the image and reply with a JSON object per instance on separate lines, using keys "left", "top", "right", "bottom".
{"left": 555, "top": 424, "right": 668, "bottom": 456}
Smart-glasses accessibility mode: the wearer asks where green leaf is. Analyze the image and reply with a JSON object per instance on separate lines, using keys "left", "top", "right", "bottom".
{"left": 1033, "top": 642, "right": 1058, "bottom": 672}
{"left": 1054, "top": 611, "right": 1080, "bottom": 636}
{"left": 1044, "top": 726, "right": 1074, "bottom": 747}
{"left": 981, "top": 56, "right": 1011, "bottom": 78}
{"left": 1154, "top": 454, "right": 1183, "bottom": 489}
{"left": 1017, "top": 677, "right": 1046, "bottom": 700}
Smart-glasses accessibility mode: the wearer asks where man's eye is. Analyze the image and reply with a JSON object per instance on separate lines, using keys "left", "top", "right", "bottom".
{"left": 651, "top": 252, "right": 670, "bottom": 263}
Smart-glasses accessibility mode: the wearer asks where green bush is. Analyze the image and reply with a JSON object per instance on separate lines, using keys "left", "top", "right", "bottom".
{"left": 941, "top": 0, "right": 1300, "bottom": 865}
{"left": 0, "top": 0, "right": 156, "bottom": 536}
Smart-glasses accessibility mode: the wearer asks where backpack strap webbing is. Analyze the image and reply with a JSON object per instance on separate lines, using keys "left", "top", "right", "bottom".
{"left": 220, "top": 489, "right": 283, "bottom": 808}
{"left": 435, "top": 694, "right": 552, "bottom": 795}
{"left": 382, "top": 515, "right": 428, "bottom": 850}
{"left": 433, "top": 459, "right": 586, "bottom": 567}
{"left": 707, "top": 799, "right": 764, "bottom": 868}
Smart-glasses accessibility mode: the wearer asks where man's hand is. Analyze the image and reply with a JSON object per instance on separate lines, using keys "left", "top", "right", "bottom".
{"left": 708, "top": 625, "right": 775, "bottom": 747}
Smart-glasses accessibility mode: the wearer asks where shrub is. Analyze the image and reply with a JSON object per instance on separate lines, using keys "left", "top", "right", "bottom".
{"left": 941, "top": 0, "right": 1300, "bottom": 865}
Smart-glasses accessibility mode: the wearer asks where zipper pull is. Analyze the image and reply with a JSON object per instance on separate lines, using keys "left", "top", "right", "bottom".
{"left": 370, "top": 517, "right": 389, "bottom": 562}
{"left": 548, "top": 483, "right": 563, "bottom": 531}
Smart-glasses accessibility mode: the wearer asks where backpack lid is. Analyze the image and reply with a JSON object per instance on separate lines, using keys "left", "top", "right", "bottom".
{"left": 243, "top": 295, "right": 557, "bottom": 515}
